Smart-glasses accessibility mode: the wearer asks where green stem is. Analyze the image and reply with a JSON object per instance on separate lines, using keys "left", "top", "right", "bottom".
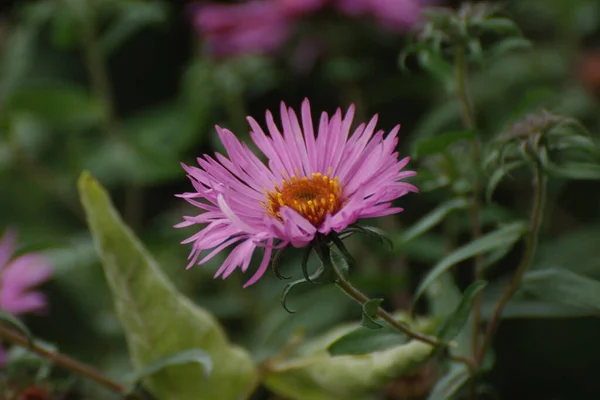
{"left": 326, "top": 246, "right": 475, "bottom": 374}
{"left": 456, "top": 46, "right": 483, "bottom": 400}
{"left": 79, "top": 2, "right": 116, "bottom": 136}
{"left": 78, "top": 1, "right": 144, "bottom": 229}
{"left": 0, "top": 324, "right": 125, "bottom": 395}
{"left": 476, "top": 166, "right": 546, "bottom": 365}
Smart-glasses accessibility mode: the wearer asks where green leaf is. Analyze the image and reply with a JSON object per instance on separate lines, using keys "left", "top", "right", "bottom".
{"left": 478, "top": 18, "right": 521, "bottom": 34}
{"left": 6, "top": 338, "right": 57, "bottom": 381}
{"left": 481, "top": 299, "right": 595, "bottom": 320}
{"left": 0, "top": 312, "right": 34, "bottom": 347}
{"left": 486, "top": 160, "right": 526, "bottom": 202}
{"left": 522, "top": 268, "right": 600, "bottom": 313}
{"left": 425, "top": 273, "right": 472, "bottom": 357}
{"left": 396, "top": 198, "right": 469, "bottom": 248}
{"left": 437, "top": 281, "right": 487, "bottom": 346}
{"left": 547, "top": 162, "right": 600, "bottom": 180}
{"left": 413, "top": 222, "right": 527, "bottom": 306}
{"left": 427, "top": 364, "right": 469, "bottom": 400}
{"left": 101, "top": 1, "right": 169, "bottom": 55}
{"left": 78, "top": 172, "right": 257, "bottom": 400}
{"left": 488, "top": 37, "right": 532, "bottom": 59}
{"left": 361, "top": 298, "right": 383, "bottom": 329}
{"left": 127, "top": 349, "right": 212, "bottom": 386}
{"left": 264, "top": 319, "right": 434, "bottom": 400}
{"left": 417, "top": 49, "right": 456, "bottom": 92}
{"left": 327, "top": 325, "right": 406, "bottom": 356}
{"left": 5, "top": 84, "right": 102, "bottom": 128}
{"left": 414, "top": 130, "right": 475, "bottom": 158}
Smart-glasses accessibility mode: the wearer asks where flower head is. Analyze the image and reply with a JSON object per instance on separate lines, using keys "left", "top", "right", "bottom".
{"left": 177, "top": 99, "right": 417, "bottom": 286}
{"left": 0, "top": 229, "right": 53, "bottom": 364}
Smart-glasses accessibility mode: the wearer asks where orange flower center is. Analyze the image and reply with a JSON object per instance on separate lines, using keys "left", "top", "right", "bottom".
{"left": 264, "top": 171, "right": 343, "bottom": 226}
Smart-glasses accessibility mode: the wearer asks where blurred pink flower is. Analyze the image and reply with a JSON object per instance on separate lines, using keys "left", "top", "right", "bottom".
{"left": 0, "top": 230, "right": 53, "bottom": 365}
{"left": 190, "top": 0, "right": 424, "bottom": 57}
{"left": 177, "top": 99, "right": 417, "bottom": 286}
{"left": 190, "top": 0, "right": 312, "bottom": 57}
{"left": 335, "top": 0, "right": 423, "bottom": 31}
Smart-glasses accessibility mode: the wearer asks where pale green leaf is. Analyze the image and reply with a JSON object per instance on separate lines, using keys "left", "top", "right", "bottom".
{"left": 78, "top": 172, "right": 257, "bottom": 400}
{"left": 127, "top": 349, "right": 212, "bottom": 385}
{"left": 264, "top": 317, "right": 434, "bottom": 400}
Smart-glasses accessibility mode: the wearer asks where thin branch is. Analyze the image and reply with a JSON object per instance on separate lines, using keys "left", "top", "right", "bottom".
{"left": 455, "top": 45, "right": 484, "bottom": 356}
{"left": 327, "top": 247, "right": 476, "bottom": 374}
{"left": 476, "top": 166, "right": 546, "bottom": 364}
{"left": 0, "top": 324, "right": 126, "bottom": 395}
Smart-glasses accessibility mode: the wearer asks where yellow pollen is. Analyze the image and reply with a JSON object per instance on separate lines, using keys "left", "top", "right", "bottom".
{"left": 264, "top": 171, "right": 343, "bottom": 227}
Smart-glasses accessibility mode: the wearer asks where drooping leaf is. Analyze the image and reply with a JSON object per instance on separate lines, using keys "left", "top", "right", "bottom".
{"left": 361, "top": 298, "right": 383, "bottom": 329}
{"left": 264, "top": 318, "right": 434, "bottom": 400}
{"left": 436, "top": 281, "right": 487, "bottom": 347}
{"left": 413, "top": 222, "right": 526, "bottom": 306}
{"left": 531, "top": 225, "right": 600, "bottom": 277}
{"left": 414, "top": 131, "right": 475, "bottom": 158}
{"left": 486, "top": 160, "right": 526, "bottom": 202}
{"left": 427, "top": 364, "right": 469, "bottom": 400}
{"left": 396, "top": 198, "right": 469, "bottom": 248}
{"left": 477, "top": 18, "right": 521, "bottom": 34}
{"left": 488, "top": 37, "right": 532, "bottom": 59}
{"left": 547, "top": 162, "right": 600, "bottom": 180}
{"left": 127, "top": 349, "right": 212, "bottom": 387}
{"left": 425, "top": 273, "right": 472, "bottom": 357}
{"left": 78, "top": 172, "right": 257, "bottom": 400}
{"left": 480, "top": 299, "right": 595, "bottom": 320}
{"left": 522, "top": 268, "right": 600, "bottom": 314}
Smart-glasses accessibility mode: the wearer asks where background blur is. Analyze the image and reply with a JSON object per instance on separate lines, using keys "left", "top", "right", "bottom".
{"left": 1, "top": 0, "right": 600, "bottom": 399}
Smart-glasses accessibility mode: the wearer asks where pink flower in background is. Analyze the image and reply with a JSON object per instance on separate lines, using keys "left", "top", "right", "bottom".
{"left": 191, "top": 1, "right": 293, "bottom": 56}
{"left": 190, "top": 0, "right": 424, "bottom": 57}
{"left": 0, "top": 230, "right": 52, "bottom": 364}
{"left": 177, "top": 99, "right": 417, "bottom": 286}
{"left": 335, "top": 0, "right": 423, "bottom": 32}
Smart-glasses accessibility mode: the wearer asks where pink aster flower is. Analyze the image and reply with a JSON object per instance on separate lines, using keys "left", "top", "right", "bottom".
{"left": 177, "top": 99, "right": 417, "bottom": 287}
{"left": 0, "top": 229, "right": 53, "bottom": 364}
